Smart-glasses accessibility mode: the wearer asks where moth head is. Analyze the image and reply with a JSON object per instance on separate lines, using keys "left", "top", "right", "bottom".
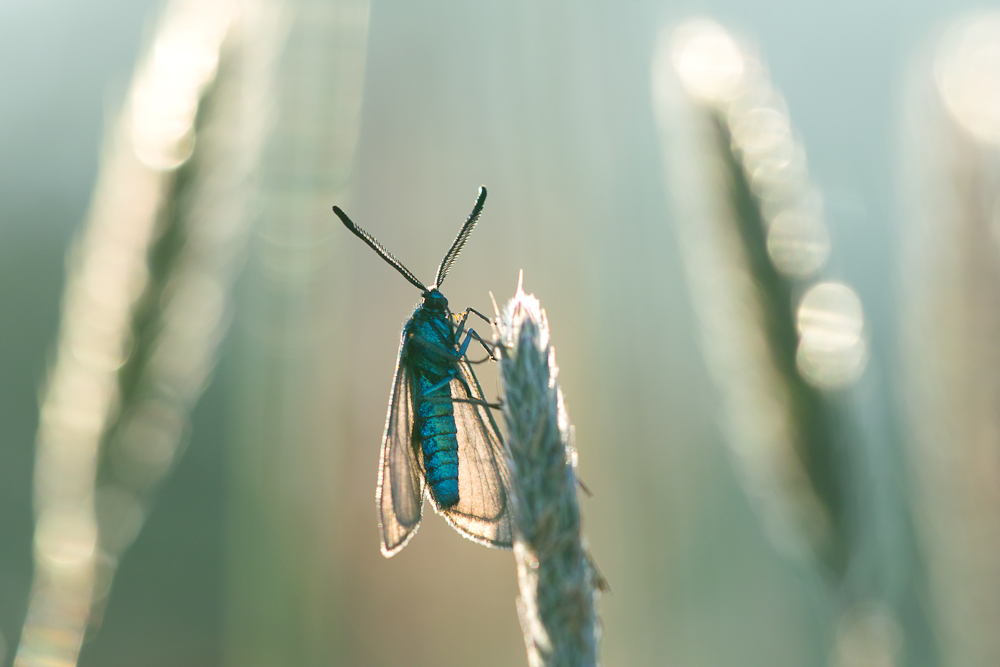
{"left": 423, "top": 288, "right": 449, "bottom": 312}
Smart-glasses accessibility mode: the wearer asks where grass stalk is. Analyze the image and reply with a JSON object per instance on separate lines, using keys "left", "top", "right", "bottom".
{"left": 898, "top": 15, "right": 1000, "bottom": 665}
{"left": 16, "top": 2, "right": 271, "bottom": 664}
{"left": 652, "top": 19, "right": 857, "bottom": 577}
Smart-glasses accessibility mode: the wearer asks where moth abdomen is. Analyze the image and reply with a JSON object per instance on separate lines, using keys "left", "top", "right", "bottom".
{"left": 415, "top": 370, "right": 461, "bottom": 508}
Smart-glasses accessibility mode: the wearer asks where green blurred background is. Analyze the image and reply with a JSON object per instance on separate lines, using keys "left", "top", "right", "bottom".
{"left": 1, "top": 0, "right": 998, "bottom": 666}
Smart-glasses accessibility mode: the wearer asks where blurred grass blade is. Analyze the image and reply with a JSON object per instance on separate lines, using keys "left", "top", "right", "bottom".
{"left": 16, "top": 1, "right": 275, "bottom": 664}
{"left": 496, "top": 280, "right": 602, "bottom": 667}
{"left": 223, "top": 0, "right": 370, "bottom": 665}
{"left": 899, "top": 12, "right": 1000, "bottom": 667}
{"left": 651, "top": 18, "right": 864, "bottom": 578}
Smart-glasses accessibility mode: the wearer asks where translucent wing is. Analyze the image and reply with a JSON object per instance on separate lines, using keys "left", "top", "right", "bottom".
{"left": 376, "top": 335, "right": 424, "bottom": 557}
{"left": 431, "top": 359, "right": 513, "bottom": 548}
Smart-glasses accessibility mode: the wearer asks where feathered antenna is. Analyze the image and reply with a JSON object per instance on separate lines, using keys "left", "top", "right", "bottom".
{"left": 435, "top": 186, "right": 487, "bottom": 287}
{"left": 334, "top": 205, "right": 428, "bottom": 292}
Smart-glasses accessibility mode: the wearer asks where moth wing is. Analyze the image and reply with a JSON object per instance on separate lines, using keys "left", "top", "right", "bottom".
{"left": 433, "top": 359, "right": 513, "bottom": 548}
{"left": 377, "top": 336, "right": 424, "bottom": 557}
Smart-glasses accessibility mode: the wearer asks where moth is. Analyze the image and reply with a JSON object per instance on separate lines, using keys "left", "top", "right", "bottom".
{"left": 334, "top": 187, "right": 512, "bottom": 557}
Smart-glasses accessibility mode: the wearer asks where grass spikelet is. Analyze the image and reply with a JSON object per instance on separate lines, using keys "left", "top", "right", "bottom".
{"left": 494, "top": 275, "right": 601, "bottom": 667}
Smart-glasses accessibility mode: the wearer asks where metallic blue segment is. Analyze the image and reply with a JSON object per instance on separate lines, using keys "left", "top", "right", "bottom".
{"left": 421, "top": 432, "right": 458, "bottom": 460}
{"left": 420, "top": 398, "right": 453, "bottom": 418}
{"left": 420, "top": 415, "right": 456, "bottom": 440}
{"left": 429, "top": 480, "right": 459, "bottom": 507}
{"left": 424, "top": 452, "right": 458, "bottom": 483}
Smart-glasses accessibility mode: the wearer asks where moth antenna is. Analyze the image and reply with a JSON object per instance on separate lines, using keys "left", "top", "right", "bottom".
{"left": 435, "top": 186, "right": 487, "bottom": 287}
{"left": 333, "top": 205, "right": 427, "bottom": 292}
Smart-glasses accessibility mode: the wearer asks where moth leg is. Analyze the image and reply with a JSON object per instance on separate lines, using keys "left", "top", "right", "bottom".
{"left": 409, "top": 333, "right": 462, "bottom": 362}
{"left": 454, "top": 308, "right": 499, "bottom": 360}
{"left": 456, "top": 326, "right": 498, "bottom": 361}
{"left": 453, "top": 308, "right": 472, "bottom": 341}
{"left": 466, "top": 355, "right": 493, "bottom": 365}
{"left": 423, "top": 372, "right": 457, "bottom": 395}
{"left": 409, "top": 330, "right": 494, "bottom": 366}
{"left": 459, "top": 397, "right": 503, "bottom": 410}
{"left": 466, "top": 306, "right": 493, "bottom": 325}
{"left": 455, "top": 360, "right": 504, "bottom": 412}
{"left": 468, "top": 328, "right": 499, "bottom": 360}
{"left": 451, "top": 373, "right": 503, "bottom": 410}
{"left": 424, "top": 395, "right": 502, "bottom": 410}
{"left": 456, "top": 329, "right": 474, "bottom": 357}
{"left": 453, "top": 307, "right": 489, "bottom": 339}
